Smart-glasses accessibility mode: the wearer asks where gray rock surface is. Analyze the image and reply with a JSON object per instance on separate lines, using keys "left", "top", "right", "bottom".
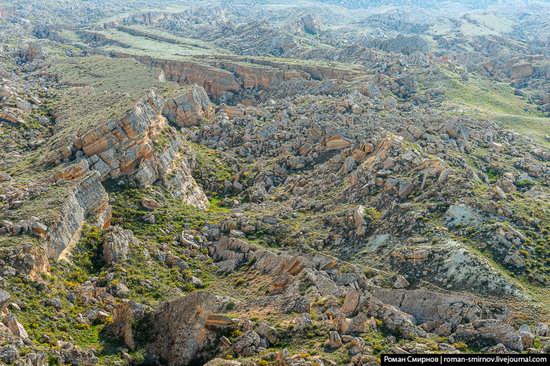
{"left": 144, "top": 291, "right": 226, "bottom": 365}
{"left": 103, "top": 226, "right": 136, "bottom": 265}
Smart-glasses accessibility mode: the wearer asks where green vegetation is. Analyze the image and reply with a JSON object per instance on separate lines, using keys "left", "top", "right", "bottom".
{"left": 443, "top": 71, "right": 533, "bottom": 116}
{"left": 441, "top": 69, "right": 549, "bottom": 147}
{"left": 6, "top": 232, "right": 126, "bottom": 364}
{"left": 187, "top": 141, "right": 235, "bottom": 191}
{"left": 95, "top": 28, "right": 229, "bottom": 58}
{"left": 416, "top": 64, "right": 549, "bottom": 147}
{"left": 106, "top": 185, "right": 229, "bottom": 303}
{"left": 2, "top": 2, "right": 550, "bottom": 363}
{"left": 460, "top": 13, "right": 516, "bottom": 37}
{"left": 4, "top": 182, "right": 232, "bottom": 363}
{"left": 1, "top": 51, "right": 191, "bottom": 245}
{"left": 109, "top": 186, "right": 228, "bottom": 238}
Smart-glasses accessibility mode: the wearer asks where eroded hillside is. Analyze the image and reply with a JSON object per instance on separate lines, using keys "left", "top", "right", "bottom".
{"left": 0, "top": 0, "right": 549, "bottom": 365}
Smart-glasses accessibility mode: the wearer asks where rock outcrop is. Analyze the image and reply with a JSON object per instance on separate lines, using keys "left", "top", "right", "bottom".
{"left": 511, "top": 62, "right": 533, "bottom": 80}
{"left": 206, "top": 236, "right": 531, "bottom": 352}
{"left": 48, "top": 169, "right": 111, "bottom": 259}
{"left": 1, "top": 2, "right": 550, "bottom": 364}
{"left": 454, "top": 320, "right": 524, "bottom": 352}
{"left": 78, "top": 92, "right": 207, "bottom": 207}
{"left": 107, "top": 300, "right": 146, "bottom": 350}
{"left": 143, "top": 291, "right": 227, "bottom": 365}
{"left": 102, "top": 226, "right": 136, "bottom": 265}
{"left": 109, "top": 52, "right": 360, "bottom": 100}
{"left": 300, "top": 14, "right": 321, "bottom": 35}
{"left": 43, "top": 91, "right": 209, "bottom": 259}
{"left": 162, "top": 85, "right": 214, "bottom": 127}
{"left": 372, "top": 288, "right": 509, "bottom": 335}
{"left": 0, "top": 290, "right": 10, "bottom": 313}
{"left": 76, "top": 92, "right": 170, "bottom": 184}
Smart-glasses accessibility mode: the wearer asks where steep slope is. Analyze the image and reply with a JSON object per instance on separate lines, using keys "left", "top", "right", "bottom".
{"left": 0, "top": 1, "right": 549, "bottom": 365}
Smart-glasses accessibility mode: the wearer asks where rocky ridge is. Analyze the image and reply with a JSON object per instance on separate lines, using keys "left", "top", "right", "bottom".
{"left": 0, "top": 1, "right": 549, "bottom": 365}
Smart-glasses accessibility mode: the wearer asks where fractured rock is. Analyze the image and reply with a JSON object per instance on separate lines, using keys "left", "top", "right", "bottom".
{"left": 340, "top": 291, "right": 361, "bottom": 316}
{"left": 0, "top": 346, "right": 18, "bottom": 364}
{"left": 233, "top": 330, "right": 260, "bottom": 356}
{"left": 163, "top": 85, "right": 214, "bottom": 127}
{"left": 454, "top": 320, "right": 523, "bottom": 352}
{"left": 328, "top": 331, "right": 342, "bottom": 348}
{"left": 518, "top": 324, "right": 534, "bottom": 349}
{"left": 3, "top": 315, "right": 28, "bottom": 338}
{"left": 325, "top": 135, "right": 351, "bottom": 151}
{"left": 144, "top": 291, "right": 226, "bottom": 365}
{"left": 107, "top": 301, "right": 146, "bottom": 350}
{"left": 103, "top": 226, "right": 136, "bottom": 265}
{"left": 393, "top": 275, "right": 410, "bottom": 289}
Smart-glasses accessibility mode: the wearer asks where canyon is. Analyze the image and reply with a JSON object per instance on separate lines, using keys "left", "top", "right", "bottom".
{"left": 0, "top": 0, "right": 549, "bottom": 365}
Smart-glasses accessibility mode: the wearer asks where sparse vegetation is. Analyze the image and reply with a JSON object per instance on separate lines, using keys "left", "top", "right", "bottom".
{"left": 1, "top": 0, "right": 549, "bottom": 364}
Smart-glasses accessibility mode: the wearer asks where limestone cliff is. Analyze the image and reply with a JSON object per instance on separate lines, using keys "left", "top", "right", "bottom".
{"left": 108, "top": 52, "right": 361, "bottom": 99}
{"left": 48, "top": 169, "right": 111, "bottom": 259}
{"left": 36, "top": 91, "right": 208, "bottom": 259}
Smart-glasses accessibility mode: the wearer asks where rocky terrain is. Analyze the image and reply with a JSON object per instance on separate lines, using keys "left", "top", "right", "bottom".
{"left": 0, "top": 0, "right": 549, "bottom": 365}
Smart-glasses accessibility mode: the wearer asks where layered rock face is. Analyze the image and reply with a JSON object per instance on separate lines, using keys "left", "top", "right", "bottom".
{"left": 227, "top": 56, "right": 360, "bottom": 82}
{"left": 109, "top": 52, "right": 360, "bottom": 100}
{"left": 23, "top": 91, "right": 208, "bottom": 259}
{"left": 76, "top": 91, "right": 209, "bottom": 200}
{"left": 162, "top": 85, "right": 214, "bottom": 127}
{"left": 143, "top": 291, "right": 227, "bottom": 365}
{"left": 2, "top": 1, "right": 550, "bottom": 364}
{"left": 48, "top": 169, "right": 111, "bottom": 259}
{"left": 108, "top": 53, "right": 242, "bottom": 99}
{"left": 77, "top": 92, "right": 169, "bottom": 184}
{"left": 110, "top": 236, "right": 529, "bottom": 364}
{"left": 150, "top": 57, "right": 303, "bottom": 99}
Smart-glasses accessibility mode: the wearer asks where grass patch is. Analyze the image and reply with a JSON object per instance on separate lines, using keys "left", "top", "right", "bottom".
{"left": 43, "top": 55, "right": 183, "bottom": 159}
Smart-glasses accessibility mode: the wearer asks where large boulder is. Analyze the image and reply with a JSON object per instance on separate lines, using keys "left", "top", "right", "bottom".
{"left": 3, "top": 315, "right": 28, "bottom": 338}
{"left": 102, "top": 226, "right": 136, "bottom": 265}
{"left": 162, "top": 85, "right": 214, "bottom": 128}
{"left": 0, "top": 289, "right": 10, "bottom": 313}
{"left": 445, "top": 204, "right": 482, "bottom": 229}
{"left": 365, "top": 297, "right": 426, "bottom": 339}
{"left": 300, "top": 14, "right": 321, "bottom": 34}
{"left": 371, "top": 288, "right": 495, "bottom": 333}
{"left": 325, "top": 135, "right": 351, "bottom": 151}
{"left": 106, "top": 300, "right": 146, "bottom": 350}
{"left": 0, "top": 244, "right": 50, "bottom": 280}
{"left": 454, "top": 320, "right": 523, "bottom": 352}
{"left": 144, "top": 291, "right": 227, "bottom": 365}
{"left": 0, "top": 346, "right": 18, "bottom": 364}
{"left": 511, "top": 62, "right": 533, "bottom": 80}
{"left": 232, "top": 330, "right": 261, "bottom": 356}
